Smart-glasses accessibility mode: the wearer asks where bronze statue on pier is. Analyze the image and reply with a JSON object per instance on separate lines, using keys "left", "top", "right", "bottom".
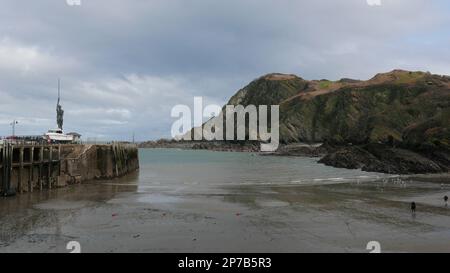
{"left": 56, "top": 78, "right": 64, "bottom": 130}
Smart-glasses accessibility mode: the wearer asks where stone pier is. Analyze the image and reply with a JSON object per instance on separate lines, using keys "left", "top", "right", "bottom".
{"left": 0, "top": 142, "right": 139, "bottom": 196}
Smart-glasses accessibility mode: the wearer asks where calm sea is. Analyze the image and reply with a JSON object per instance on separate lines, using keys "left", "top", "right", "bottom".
{"left": 135, "top": 149, "right": 387, "bottom": 193}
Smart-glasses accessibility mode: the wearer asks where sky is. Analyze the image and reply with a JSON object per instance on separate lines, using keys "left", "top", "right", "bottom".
{"left": 0, "top": 0, "right": 449, "bottom": 141}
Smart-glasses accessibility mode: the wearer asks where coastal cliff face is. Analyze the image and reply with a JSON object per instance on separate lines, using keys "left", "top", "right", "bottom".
{"left": 222, "top": 70, "right": 450, "bottom": 147}
{"left": 184, "top": 70, "right": 450, "bottom": 174}
{"left": 57, "top": 144, "right": 139, "bottom": 187}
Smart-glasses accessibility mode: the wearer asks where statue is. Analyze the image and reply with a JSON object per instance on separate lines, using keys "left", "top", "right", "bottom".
{"left": 56, "top": 79, "right": 64, "bottom": 130}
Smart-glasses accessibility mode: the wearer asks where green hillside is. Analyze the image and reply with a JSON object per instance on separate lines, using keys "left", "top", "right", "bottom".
{"left": 224, "top": 70, "right": 450, "bottom": 151}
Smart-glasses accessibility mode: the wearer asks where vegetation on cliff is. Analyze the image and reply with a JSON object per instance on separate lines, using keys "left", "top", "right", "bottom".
{"left": 199, "top": 69, "right": 450, "bottom": 174}
{"left": 222, "top": 70, "right": 449, "bottom": 149}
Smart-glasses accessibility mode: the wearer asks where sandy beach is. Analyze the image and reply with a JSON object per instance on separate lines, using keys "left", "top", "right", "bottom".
{"left": 1, "top": 163, "right": 449, "bottom": 253}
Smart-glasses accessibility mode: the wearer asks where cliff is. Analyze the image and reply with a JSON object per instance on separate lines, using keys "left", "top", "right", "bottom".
{"left": 211, "top": 70, "right": 449, "bottom": 146}
{"left": 187, "top": 69, "right": 450, "bottom": 174}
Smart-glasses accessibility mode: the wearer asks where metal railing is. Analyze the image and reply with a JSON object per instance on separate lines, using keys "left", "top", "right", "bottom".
{"left": 0, "top": 137, "right": 135, "bottom": 147}
{"left": 0, "top": 137, "right": 47, "bottom": 146}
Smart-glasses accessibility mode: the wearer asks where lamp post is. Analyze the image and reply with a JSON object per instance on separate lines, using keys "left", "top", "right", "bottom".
{"left": 10, "top": 120, "right": 18, "bottom": 137}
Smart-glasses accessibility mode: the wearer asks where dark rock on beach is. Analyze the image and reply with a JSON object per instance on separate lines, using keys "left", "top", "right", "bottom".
{"left": 319, "top": 143, "right": 448, "bottom": 174}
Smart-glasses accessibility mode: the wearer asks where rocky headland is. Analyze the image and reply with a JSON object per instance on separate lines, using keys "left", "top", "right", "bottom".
{"left": 142, "top": 69, "right": 450, "bottom": 175}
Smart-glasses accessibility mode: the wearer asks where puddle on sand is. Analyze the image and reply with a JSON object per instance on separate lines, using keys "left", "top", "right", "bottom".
{"left": 136, "top": 193, "right": 182, "bottom": 204}
{"left": 34, "top": 200, "right": 92, "bottom": 210}
{"left": 255, "top": 199, "right": 290, "bottom": 208}
{"left": 107, "top": 193, "right": 183, "bottom": 205}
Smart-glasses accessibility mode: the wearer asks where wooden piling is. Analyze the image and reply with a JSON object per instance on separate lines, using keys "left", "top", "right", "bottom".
{"left": 29, "top": 147, "right": 34, "bottom": 192}
{"left": 1, "top": 144, "right": 5, "bottom": 194}
{"left": 19, "top": 147, "right": 24, "bottom": 193}
{"left": 48, "top": 146, "right": 52, "bottom": 189}
{"left": 39, "top": 146, "right": 43, "bottom": 191}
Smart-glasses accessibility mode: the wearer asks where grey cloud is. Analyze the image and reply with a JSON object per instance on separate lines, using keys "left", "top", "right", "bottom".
{"left": 0, "top": 0, "right": 449, "bottom": 140}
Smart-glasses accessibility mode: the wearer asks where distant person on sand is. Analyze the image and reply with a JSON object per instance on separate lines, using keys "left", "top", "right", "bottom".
{"left": 411, "top": 202, "right": 416, "bottom": 214}
{"left": 445, "top": 196, "right": 448, "bottom": 207}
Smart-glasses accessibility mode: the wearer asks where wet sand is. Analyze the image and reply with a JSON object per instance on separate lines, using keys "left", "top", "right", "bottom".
{"left": 1, "top": 170, "right": 450, "bottom": 253}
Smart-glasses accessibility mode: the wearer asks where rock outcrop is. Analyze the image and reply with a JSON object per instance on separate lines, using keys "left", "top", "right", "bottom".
{"left": 318, "top": 144, "right": 447, "bottom": 174}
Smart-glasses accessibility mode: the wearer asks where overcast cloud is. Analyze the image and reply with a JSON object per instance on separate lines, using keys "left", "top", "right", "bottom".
{"left": 0, "top": 0, "right": 449, "bottom": 140}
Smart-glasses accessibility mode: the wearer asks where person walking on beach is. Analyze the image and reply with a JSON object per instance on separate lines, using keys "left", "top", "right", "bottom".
{"left": 411, "top": 202, "right": 416, "bottom": 214}
{"left": 445, "top": 196, "right": 448, "bottom": 207}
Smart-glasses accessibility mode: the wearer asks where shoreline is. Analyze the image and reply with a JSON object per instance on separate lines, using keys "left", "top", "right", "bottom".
{"left": 138, "top": 142, "right": 450, "bottom": 176}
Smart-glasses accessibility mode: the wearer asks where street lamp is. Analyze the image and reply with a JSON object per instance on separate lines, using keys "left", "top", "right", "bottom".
{"left": 10, "top": 120, "right": 18, "bottom": 137}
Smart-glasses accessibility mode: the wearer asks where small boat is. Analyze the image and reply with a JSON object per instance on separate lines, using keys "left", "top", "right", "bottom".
{"left": 44, "top": 128, "right": 74, "bottom": 143}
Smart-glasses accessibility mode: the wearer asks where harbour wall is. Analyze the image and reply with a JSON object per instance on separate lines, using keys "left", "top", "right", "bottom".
{"left": 0, "top": 142, "right": 139, "bottom": 196}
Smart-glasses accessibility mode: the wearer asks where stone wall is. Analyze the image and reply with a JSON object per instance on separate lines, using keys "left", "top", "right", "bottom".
{"left": 57, "top": 144, "right": 139, "bottom": 187}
